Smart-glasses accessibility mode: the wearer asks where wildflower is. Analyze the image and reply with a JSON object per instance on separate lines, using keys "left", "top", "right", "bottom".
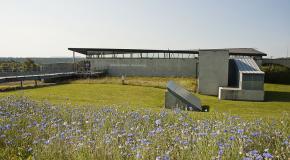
{"left": 156, "top": 155, "right": 170, "bottom": 160}
{"left": 180, "top": 140, "right": 189, "bottom": 146}
{"left": 136, "top": 152, "right": 142, "bottom": 159}
{"left": 248, "top": 150, "right": 259, "bottom": 155}
{"left": 256, "top": 155, "right": 263, "bottom": 160}
{"left": 262, "top": 152, "right": 273, "bottom": 159}
{"left": 128, "top": 133, "right": 134, "bottom": 137}
{"left": 237, "top": 129, "right": 244, "bottom": 134}
{"left": 44, "top": 140, "right": 50, "bottom": 145}
{"left": 156, "top": 127, "right": 163, "bottom": 133}
{"left": 229, "top": 136, "right": 235, "bottom": 141}
{"left": 160, "top": 111, "right": 167, "bottom": 117}
{"left": 182, "top": 122, "right": 189, "bottom": 127}
{"left": 143, "top": 115, "right": 150, "bottom": 121}
{"left": 251, "top": 132, "right": 260, "bottom": 137}
{"left": 155, "top": 119, "right": 161, "bottom": 126}
{"left": 218, "top": 149, "right": 223, "bottom": 156}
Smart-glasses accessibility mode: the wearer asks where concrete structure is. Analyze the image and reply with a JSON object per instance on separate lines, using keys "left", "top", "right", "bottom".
{"left": 165, "top": 81, "right": 202, "bottom": 111}
{"left": 197, "top": 50, "right": 229, "bottom": 96}
{"left": 262, "top": 58, "right": 290, "bottom": 69}
{"left": 219, "top": 58, "right": 265, "bottom": 101}
{"left": 90, "top": 58, "right": 198, "bottom": 77}
{"left": 69, "top": 47, "right": 267, "bottom": 101}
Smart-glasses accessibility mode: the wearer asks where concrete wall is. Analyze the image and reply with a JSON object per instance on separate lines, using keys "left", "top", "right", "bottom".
{"left": 218, "top": 87, "right": 264, "bottom": 101}
{"left": 198, "top": 50, "right": 229, "bottom": 96}
{"left": 89, "top": 58, "right": 197, "bottom": 77}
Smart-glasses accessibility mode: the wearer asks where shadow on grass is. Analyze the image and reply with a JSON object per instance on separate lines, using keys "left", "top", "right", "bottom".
{"left": 265, "top": 91, "right": 290, "bottom": 102}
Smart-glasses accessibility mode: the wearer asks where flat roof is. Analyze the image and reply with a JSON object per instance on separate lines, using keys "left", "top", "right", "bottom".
{"left": 68, "top": 48, "right": 267, "bottom": 56}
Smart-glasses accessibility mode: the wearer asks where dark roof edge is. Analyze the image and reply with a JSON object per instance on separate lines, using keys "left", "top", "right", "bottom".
{"left": 68, "top": 48, "right": 267, "bottom": 56}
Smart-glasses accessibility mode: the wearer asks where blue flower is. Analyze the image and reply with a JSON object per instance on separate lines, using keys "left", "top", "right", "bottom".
{"left": 237, "top": 129, "right": 244, "bottom": 134}
{"left": 262, "top": 152, "right": 273, "bottom": 159}
{"left": 155, "top": 119, "right": 161, "bottom": 126}
{"left": 44, "top": 140, "right": 50, "bottom": 145}
{"left": 136, "top": 152, "right": 142, "bottom": 159}
{"left": 229, "top": 136, "right": 235, "bottom": 141}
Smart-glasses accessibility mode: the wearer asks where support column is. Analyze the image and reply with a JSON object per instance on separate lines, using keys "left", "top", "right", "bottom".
{"left": 73, "top": 52, "right": 76, "bottom": 72}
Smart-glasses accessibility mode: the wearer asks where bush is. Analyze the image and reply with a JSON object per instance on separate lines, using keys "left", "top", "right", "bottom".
{"left": 262, "top": 65, "right": 290, "bottom": 84}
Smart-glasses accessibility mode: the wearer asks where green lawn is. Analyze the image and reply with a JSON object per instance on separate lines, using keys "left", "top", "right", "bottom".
{"left": 0, "top": 77, "right": 289, "bottom": 119}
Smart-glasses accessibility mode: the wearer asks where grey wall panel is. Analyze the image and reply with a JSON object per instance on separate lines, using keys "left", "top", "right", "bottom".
{"left": 241, "top": 74, "right": 264, "bottom": 90}
{"left": 198, "top": 50, "right": 229, "bottom": 96}
{"left": 89, "top": 58, "right": 197, "bottom": 77}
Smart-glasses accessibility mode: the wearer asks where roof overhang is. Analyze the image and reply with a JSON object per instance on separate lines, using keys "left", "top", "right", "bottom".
{"left": 68, "top": 48, "right": 267, "bottom": 57}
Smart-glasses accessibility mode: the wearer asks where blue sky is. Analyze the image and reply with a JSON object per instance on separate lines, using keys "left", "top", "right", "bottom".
{"left": 0, "top": 0, "right": 289, "bottom": 58}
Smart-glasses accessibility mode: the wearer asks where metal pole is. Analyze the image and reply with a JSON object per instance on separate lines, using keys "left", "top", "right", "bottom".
{"left": 73, "top": 52, "right": 76, "bottom": 63}
{"left": 73, "top": 52, "right": 76, "bottom": 72}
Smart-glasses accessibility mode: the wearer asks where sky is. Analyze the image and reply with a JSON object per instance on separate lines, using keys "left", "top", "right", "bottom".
{"left": 0, "top": 0, "right": 289, "bottom": 58}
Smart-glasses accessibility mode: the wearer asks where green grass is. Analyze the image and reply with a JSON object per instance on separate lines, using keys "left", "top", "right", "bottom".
{"left": 0, "top": 84, "right": 165, "bottom": 109}
{"left": 0, "top": 77, "right": 289, "bottom": 119}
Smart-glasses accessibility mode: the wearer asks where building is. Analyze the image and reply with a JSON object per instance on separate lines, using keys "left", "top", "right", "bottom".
{"left": 68, "top": 48, "right": 266, "bottom": 101}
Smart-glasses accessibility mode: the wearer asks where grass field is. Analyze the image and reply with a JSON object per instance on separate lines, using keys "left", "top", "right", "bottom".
{"left": 1, "top": 77, "right": 289, "bottom": 119}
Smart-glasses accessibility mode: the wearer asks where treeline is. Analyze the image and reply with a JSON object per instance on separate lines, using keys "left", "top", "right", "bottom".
{"left": 262, "top": 64, "right": 290, "bottom": 84}
{"left": 0, "top": 59, "right": 40, "bottom": 73}
{"left": 0, "top": 57, "right": 84, "bottom": 64}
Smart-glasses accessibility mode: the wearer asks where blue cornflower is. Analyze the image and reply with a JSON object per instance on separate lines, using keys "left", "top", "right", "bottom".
{"left": 256, "top": 155, "right": 263, "bottom": 160}
{"left": 218, "top": 149, "right": 223, "bottom": 156}
{"left": 249, "top": 150, "right": 259, "bottom": 155}
{"left": 155, "top": 127, "right": 163, "bottom": 133}
{"left": 262, "top": 152, "right": 273, "bottom": 159}
{"left": 160, "top": 111, "right": 167, "bottom": 117}
{"left": 128, "top": 133, "right": 134, "bottom": 137}
{"left": 251, "top": 132, "right": 260, "bottom": 137}
{"left": 229, "top": 136, "right": 235, "bottom": 141}
{"left": 44, "top": 140, "right": 50, "bottom": 145}
{"left": 237, "top": 129, "right": 244, "bottom": 134}
{"left": 155, "top": 119, "right": 161, "bottom": 126}
{"left": 136, "top": 152, "right": 142, "bottom": 159}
